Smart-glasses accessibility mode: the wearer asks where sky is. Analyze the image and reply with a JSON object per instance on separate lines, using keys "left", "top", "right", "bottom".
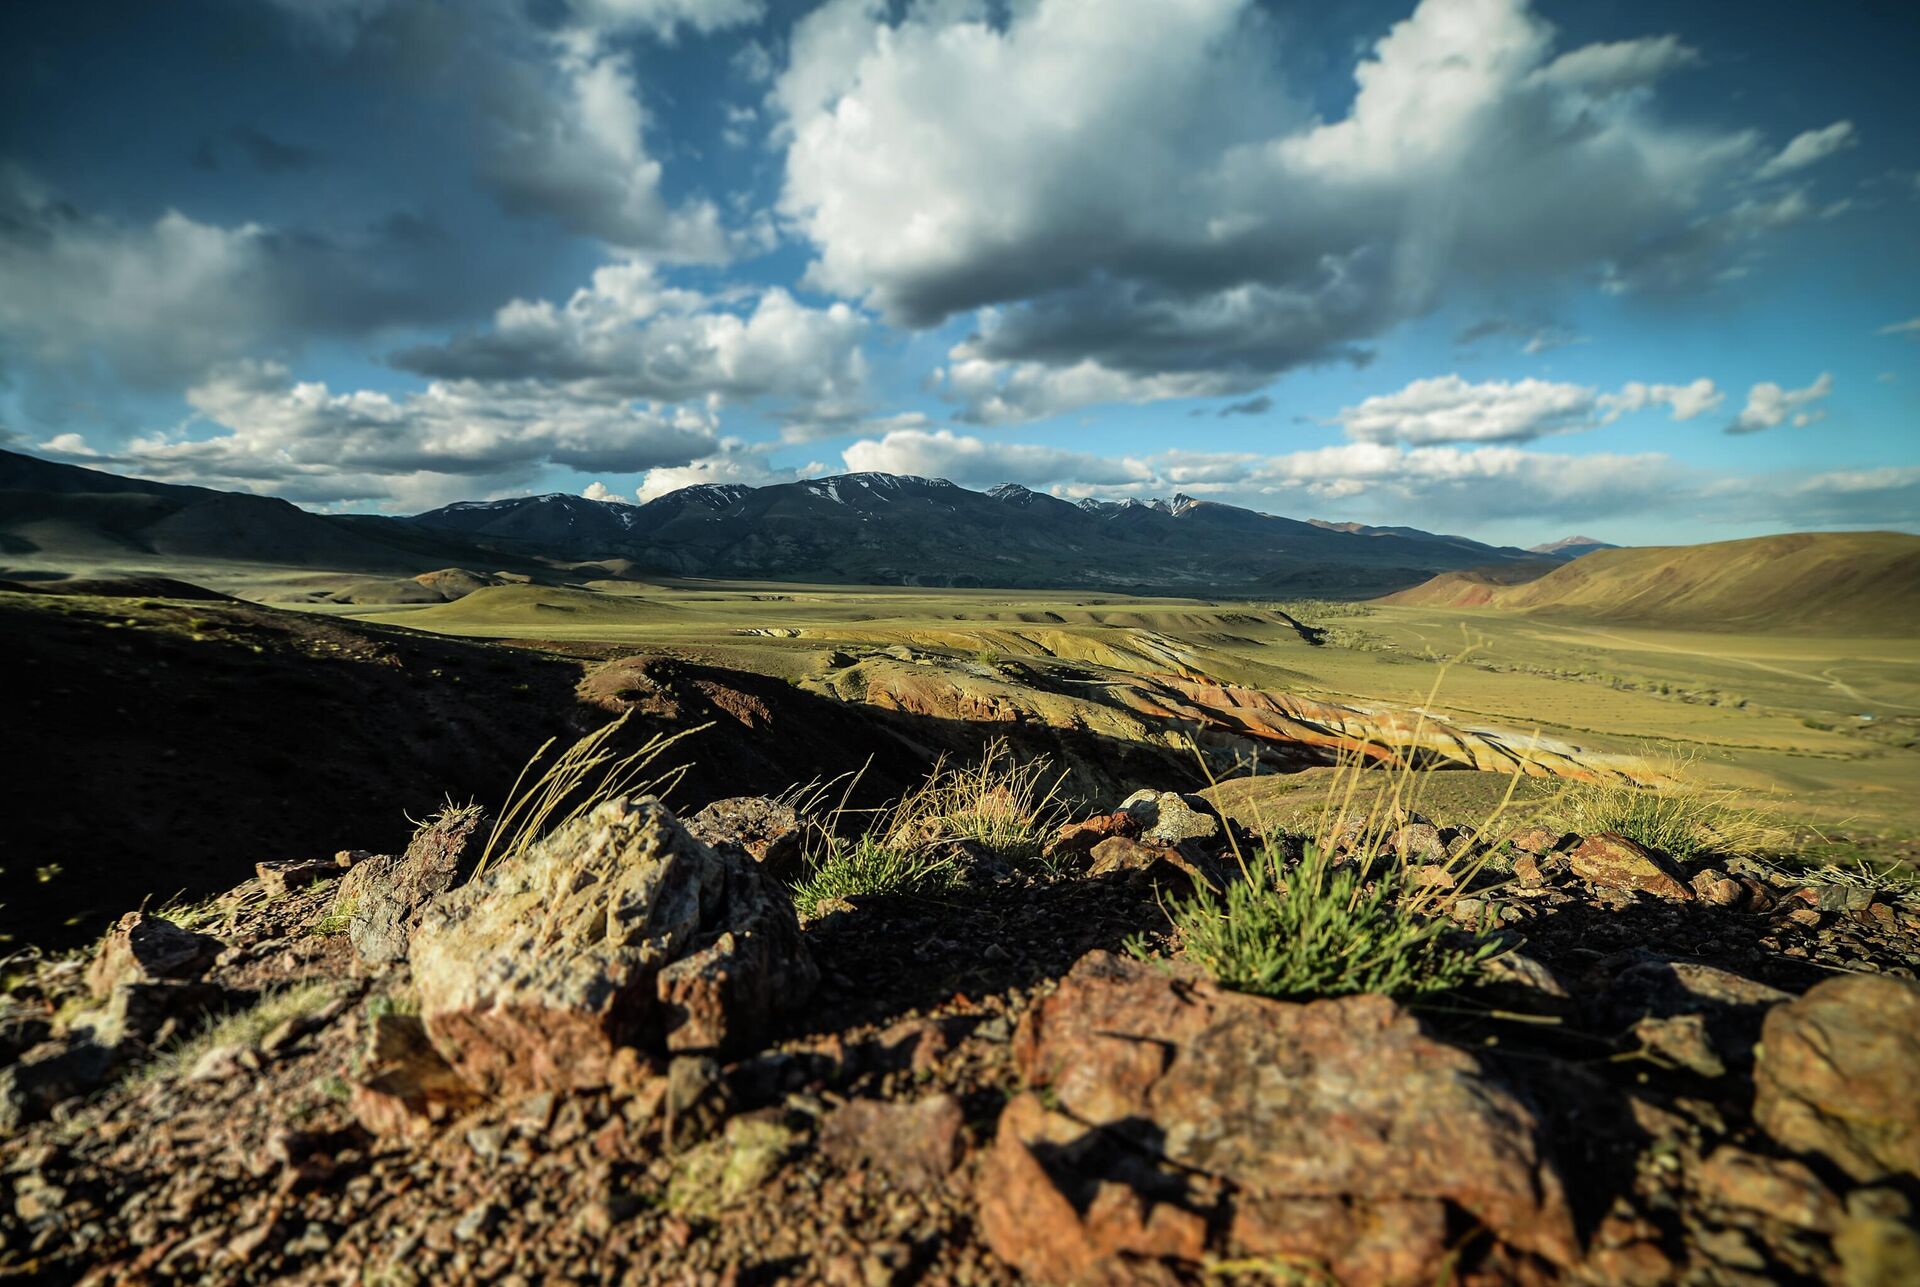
{"left": 1, "top": 0, "right": 1916, "bottom": 546}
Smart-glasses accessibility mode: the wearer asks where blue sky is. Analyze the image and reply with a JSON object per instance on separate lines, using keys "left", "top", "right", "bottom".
{"left": 1, "top": 0, "right": 1915, "bottom": 545}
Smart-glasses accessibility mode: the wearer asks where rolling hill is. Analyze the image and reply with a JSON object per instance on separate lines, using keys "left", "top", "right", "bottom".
{"left": 1378, "top": 531, "right": 1920, "bottom": 634}
{"left": 0, "top": 449, "right": 497, "bottom": 575}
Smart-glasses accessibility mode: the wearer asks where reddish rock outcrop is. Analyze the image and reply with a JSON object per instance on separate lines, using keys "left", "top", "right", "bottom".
{"left": 86, "top": 912, "right": 221, "bottom": 999}
{"left": 1754, "top": 973, "right": 1920, "bottom": 1183}
{"left": 1568, "top": 832, "right": 1694, "bottom": 901}
{"left": 685, "top": 797, "right": 809, "bottom": 883}
{"left": 980, "top": 951, "right": 1579, "bottom": 1284}
{"left": 330, "top": 803, "right": 486, "bottom": 965}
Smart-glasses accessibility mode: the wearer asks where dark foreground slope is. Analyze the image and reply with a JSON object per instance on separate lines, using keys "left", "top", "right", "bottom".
{"left": 1380, "top": 531, "right": 1920, "bottom": 634}
{"left": 0, "top": 590, "right": 960, "bottom": 949}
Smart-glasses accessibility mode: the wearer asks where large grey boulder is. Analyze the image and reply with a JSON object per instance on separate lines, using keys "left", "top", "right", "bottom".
{"left": 410, "top": 797, "right": 815, "bottom": 1097}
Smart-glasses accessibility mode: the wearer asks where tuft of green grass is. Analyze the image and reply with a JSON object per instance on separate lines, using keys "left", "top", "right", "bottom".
{"left": 1156, "top": 663, "right": 1516, "bottom": 1000}
{"left": 1558, "top": 765, "right": 1778, "bottom": 862}
{"left": 1159, "top": 841, "right": 1500, "bottom": 999}
{"left": 309, "top": 897, "right": 357, "bottom": 937}
{"left": 791, "top": 834, "right": 965, "bottom": 918}
{"left": 877, "top": 738, "right": 1068, "bottom": 864}
{"left": 788, "top": 738, "right": 1067, "bottom": 916}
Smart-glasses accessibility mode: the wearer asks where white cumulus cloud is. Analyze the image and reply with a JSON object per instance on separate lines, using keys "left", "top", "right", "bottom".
{"left": 774, "top": 0, "right": 1785, "bottom": 420}
{"left": 1335, "top": 374, "right": 1721, "bottom": 446}
{"left": 1728, "top": 373, "right": 1834, "bottom": 434}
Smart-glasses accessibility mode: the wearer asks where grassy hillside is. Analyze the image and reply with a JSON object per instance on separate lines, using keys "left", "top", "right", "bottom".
{"left": 1379, "top": 531, "right": 1920, "bottom": 634}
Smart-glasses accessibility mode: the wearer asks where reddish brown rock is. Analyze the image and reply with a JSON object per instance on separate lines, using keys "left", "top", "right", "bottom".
{"left": 994, "top": 951, "right": 1579, "bottom": 1281}
{"left": 1568, "top": 832, "right": 1694, "bottom": 901}
{"left": 1690, "top": 869, "right": 1744, "bottom": 906}
{"left": 1755, "top": 974, "right": 1920, "bottom": 1183}
{"left": 976, "top": 1093, "right": 1207, "bottom": 1287}
{"left": 1507, "top": 825, "right": 1562, "bottom": 855}
{"left": 1695, "top": 1146, "right": 1841, "bottom": 1232}
{"left": 350, "top": 1012, "right": 481, "bottom": 1140}
{"left": 1043, "top": 812, "right": 1140, "bottom": 862}
{"left": 819, "top": 1093, "right": 965, "bottom": 1191}
{"left": 85, "top": 912, "right": 221, "bottom": 999}
{"left": 254, "top": 853, "right": 357, "bottom": 899}
{"left": 330, "top": 803, "right": 485, "bottom": 965}
{"left": 1230, "top": 1194, "right": 1447, "bottom": 1286}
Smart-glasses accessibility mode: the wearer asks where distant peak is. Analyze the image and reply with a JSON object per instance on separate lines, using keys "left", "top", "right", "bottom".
{"left": 1529, "top": 534, "right": 1618, "bottom": 554}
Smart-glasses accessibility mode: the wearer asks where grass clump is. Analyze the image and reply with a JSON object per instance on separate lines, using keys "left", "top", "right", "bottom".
{"left": 877, "top": 739, "right": 1068, "bottom": 862}
{"left": 1156, "top": 666, "right": 1515, "bottom": 1000}
{"left": 1165, "top": 842, "right": 1499, "bottom": 999}
{"left": 791, "top": 834, "right": 965, "bottom": 918}
{"left": 1559, "top": 758, "right": 1778, "bottom": 861}
{"left": 309, "top": 897, "right": 356, "bottom": 937}
{"left": 789, "top": 738, "right": 1067, "bottom": 917}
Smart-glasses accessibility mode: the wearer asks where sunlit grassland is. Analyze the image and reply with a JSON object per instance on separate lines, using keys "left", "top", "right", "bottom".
{"left": 269, "top": 579, "right": 1919, "bottom": 836}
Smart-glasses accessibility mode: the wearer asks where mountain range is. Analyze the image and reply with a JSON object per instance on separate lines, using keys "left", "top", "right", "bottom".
{"left": 2, "top": 449, "right": 1595, "bottom": 596}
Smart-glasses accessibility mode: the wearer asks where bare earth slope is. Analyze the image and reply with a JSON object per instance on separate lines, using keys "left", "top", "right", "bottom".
{"left": 1380, "top": 531, "right": 1920, "bottom": 634}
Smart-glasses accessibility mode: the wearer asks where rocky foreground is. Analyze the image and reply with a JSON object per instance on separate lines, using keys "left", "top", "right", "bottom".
{"left": 3, "top": 789, "right": 1919, "bottom": 1285}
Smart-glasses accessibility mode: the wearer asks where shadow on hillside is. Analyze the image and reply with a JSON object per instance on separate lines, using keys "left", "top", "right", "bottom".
{"left": 0, "top": 593, "right": 1319, "bottom": 950}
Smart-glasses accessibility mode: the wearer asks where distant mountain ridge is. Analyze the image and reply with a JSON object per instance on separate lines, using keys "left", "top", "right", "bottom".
{"left": 405, "top": 470, "right": 1565, "bottom": 593}
{"left": 1, "top": 449, "right": 1595, "bottom": 596}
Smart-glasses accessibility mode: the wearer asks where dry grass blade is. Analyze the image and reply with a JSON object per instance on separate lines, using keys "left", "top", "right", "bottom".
{"left": 790, "top": 738, "right": 1070, "bottom": 916}
{"left": 472, "top": 712, "right": 711, "bottom": 880}
{"left": 876, "top": 738, "right": 1071, "bottom": 862}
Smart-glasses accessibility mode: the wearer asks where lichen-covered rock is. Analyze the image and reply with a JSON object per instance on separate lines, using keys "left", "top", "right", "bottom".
{"left": 685, "top": 796, "right": 808, "bottom": 883}
{"left": 1118, "top": 790, "right": 1219, "bottom": 847}
{"left": 85, "top": 912, "right": 221, "bottom": 999}
{"left": 330, "top": 804, "right": 485, "bottom": 965}
{"left": 1755, "top": 974, "right": 1920, "bottom": 1183}
{"left": 982, "top": 951, "right": 1579, "bottom": 1283}
{"left": 410, "top": 797, "right": 815, "bottom": 1097}
{"left": 1569, "top": 832, "right": 1694, "bottom": 901}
